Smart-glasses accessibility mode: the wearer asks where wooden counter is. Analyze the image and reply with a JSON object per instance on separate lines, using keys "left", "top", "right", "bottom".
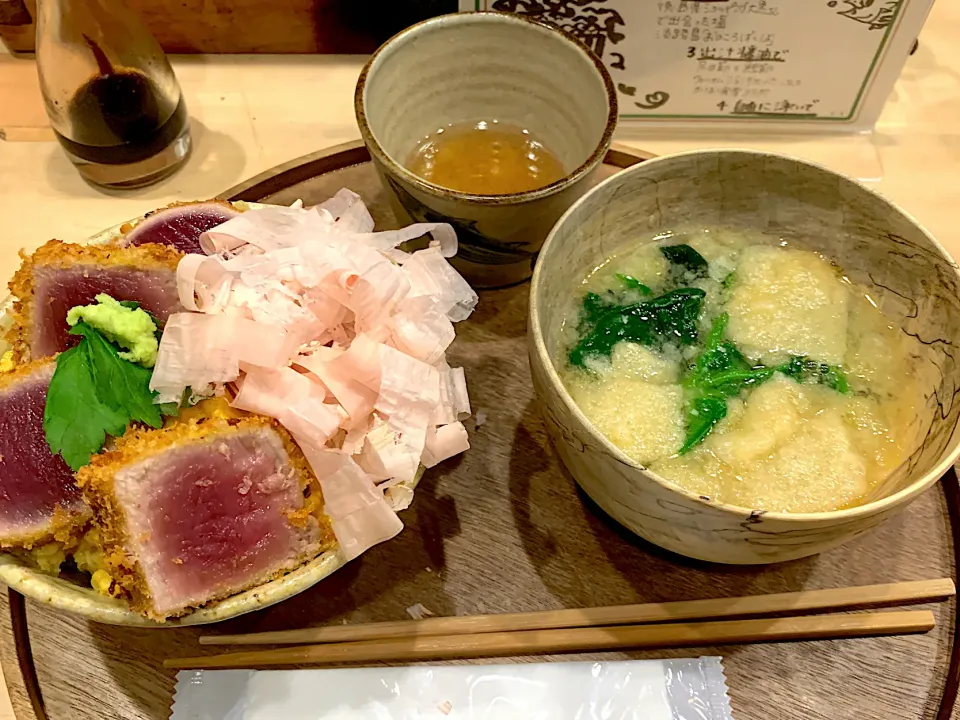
{"left": 0, "top": 1, "right": 959, "bottom": 717}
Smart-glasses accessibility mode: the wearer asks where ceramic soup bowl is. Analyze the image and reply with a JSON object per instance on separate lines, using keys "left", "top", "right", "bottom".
{"left": 529, "top": 149, "right": 960, "bottom": 564}
{"left": 355, "top": 11, "right": 617, "bottom": 289}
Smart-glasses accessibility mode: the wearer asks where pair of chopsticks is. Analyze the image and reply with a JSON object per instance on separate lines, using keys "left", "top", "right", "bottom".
{"left": 165, "top": 578, "right": 954, "bottom": 670}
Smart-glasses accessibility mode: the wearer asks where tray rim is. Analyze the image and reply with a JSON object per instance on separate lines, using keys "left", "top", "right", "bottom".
{"left": 3, "top": 138, "right": 957, "bottom": 720}
{"left": 216, "top": 139, "right": 656, "bottom": 203}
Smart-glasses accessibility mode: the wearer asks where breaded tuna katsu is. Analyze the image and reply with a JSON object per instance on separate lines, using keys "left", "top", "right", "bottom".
{"left": 0, "top": 360, "right": 90, "bottom": 548}
{"left": 5, "top": 240, "right": 183, "bottom": 362}
{"left": 76, "top": 414, "right": 335, "bottom": 620}
{"left": 0, "top": 190, "right": 475, "bottom": 622}
{"left": 115, "top": 200, "right": 242, "bottom": 254}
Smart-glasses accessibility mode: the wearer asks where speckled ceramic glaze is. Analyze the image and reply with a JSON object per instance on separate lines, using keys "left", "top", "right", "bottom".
{"left": 355, "top": 11, "right": 617, "bottom": 289}
{"left": 530, "top": 149, "right": 960, "bottom": 565}
{"left": 0, "top": 212, "right": 421, "bottom": 626}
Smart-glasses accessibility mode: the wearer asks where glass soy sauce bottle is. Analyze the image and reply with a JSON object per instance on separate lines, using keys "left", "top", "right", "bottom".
{"left": 36, "top": 0, "right": 191, "bottom": 189}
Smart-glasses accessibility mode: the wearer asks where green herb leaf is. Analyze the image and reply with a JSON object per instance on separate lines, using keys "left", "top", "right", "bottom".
{"left": 679, "top": 314, "right": 852, "bottom": 453}
{"left": 615, "top": 273, "right": 652, "bottom": 295}
{"left": 779, "top": 356, "right": 849, "bottom": 393}
{"left": 685, "top": 315, "right": 753, "bottom": 385}
{"left": 680, "top": 313, "right": 774, "bottom": 453}
{"left": 680, "top": 394, "right": 727, "bottom": 454}
{"left": 695, "top": 367, "right": 775, "bottom": 394}
{"left": 70, "top": 322, "right": 163, "bottom": 429}
{"left": 118, "top": 300, "right": 141, "bottom": 310}
{"left": 44, "top": 322, "right": 165, "bottom": 471}
{"left": 704, "top": 312, "right": 729, "bottom": 348}
{"left": 661, "top": 244, "right": 709, "bottom": 284}
{"left": 43, "top": 344, "right": 128, "bottom": 471}
{"left": 569, "top": 288, "right": 706, "bottom": 367}
{"left": 579, "top": 291, "right": 621, "bottom": 333}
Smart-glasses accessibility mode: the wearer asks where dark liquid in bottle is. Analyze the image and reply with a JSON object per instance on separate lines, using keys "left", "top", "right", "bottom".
{"left": 53, "top": 69, "right": 188, "bottom": 166}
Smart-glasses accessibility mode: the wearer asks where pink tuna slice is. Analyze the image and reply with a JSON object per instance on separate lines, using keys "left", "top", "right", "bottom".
{"left": 112, "top": 427, "right": 321, "bottom": 616}
{"left": 0, "top": 364, "right": 88, "bottom": 542}
{"left": 121, "top": 203, "right": 240, "bottom": 254}
{"left": 30, "top": 264, "right": 181, "bottom": 359}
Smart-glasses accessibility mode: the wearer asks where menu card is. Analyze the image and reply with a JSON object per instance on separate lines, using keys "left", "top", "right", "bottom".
{"left": 461, "top": 0, "right": 934, "bottom": 131}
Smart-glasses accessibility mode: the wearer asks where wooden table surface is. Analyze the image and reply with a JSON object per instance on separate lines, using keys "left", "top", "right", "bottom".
{"left": 0, "top": 2, "right": 959, "bottom": 718}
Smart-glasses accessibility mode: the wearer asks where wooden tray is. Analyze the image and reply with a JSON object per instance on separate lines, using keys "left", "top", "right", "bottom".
{"left": 1, "top": 140, "right": 958, "bottom": 720}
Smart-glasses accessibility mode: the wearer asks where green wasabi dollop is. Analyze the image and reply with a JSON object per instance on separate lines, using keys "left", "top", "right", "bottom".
{"left": 66, "top": 294, "right": 159, "bottom": 368}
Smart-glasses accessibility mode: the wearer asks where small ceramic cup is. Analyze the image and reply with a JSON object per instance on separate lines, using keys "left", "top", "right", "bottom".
{"left": 355, "top": 11, "right": 617, "bottom": 289}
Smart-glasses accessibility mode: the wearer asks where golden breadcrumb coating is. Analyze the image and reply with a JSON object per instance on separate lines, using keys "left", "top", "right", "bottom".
{"left": 5, "top": 200, "right": 246, "bottom": 361}
{"left": 5, "top": 240, "right": 182, "bottom": 363}
{"left": 0, "top": 357, "right": 91, "bottom": 552}
{"left": 1, "top": 504, "right": 90, "bottom": 555}
{"left": 27, "top": 541, "right": 68, "bottom": 573}
{"left": 73, "top": 527, "right": 127, "bottom": 598}
{"left": 0, "top": 356, "right": 53, "bottom": 392}
{"left": 167, "top": 396, "right": 248, "bottom": 426}
{"left": 77, "top": 414, "right": 335, "bottom": 620}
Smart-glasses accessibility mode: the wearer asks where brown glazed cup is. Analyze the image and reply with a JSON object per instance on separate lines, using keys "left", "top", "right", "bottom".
{"left": 355, "top": 11, "right": 617, "bottom": 288}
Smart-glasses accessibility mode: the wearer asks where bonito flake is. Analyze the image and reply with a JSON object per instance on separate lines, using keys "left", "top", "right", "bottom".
{"left": 150, "top": 190, "right": 477, "bottom": 559}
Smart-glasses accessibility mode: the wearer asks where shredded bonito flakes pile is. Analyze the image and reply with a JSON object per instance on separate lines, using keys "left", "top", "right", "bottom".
{"left": 150, "top": 190, "right": 478, "bottom": 560}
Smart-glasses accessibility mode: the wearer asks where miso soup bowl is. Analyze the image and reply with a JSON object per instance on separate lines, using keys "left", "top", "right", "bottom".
{"left": 529, "top": 149, "right": 960, "bottom": 564}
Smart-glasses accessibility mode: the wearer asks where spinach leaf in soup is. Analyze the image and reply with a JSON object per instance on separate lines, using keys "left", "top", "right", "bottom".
{"left": 572, "top": 243, "right": 856, "bottom": 457}
{"left": 681, "top": 394, "right": 728, "bottom": 455}
{"left": 578, "top": 279, "right": 653, "bottom": 334}
{"left": 780, "top": 356, "right": 850, "bottom": 393}
{"left": 579, "top": 291, "right": 621, "bottom": 332}
{"left": 678, "top": 314, "right": 851, "bottom": 453}
{"left": 680, "top": 313, "right": 774, "bottom": 453}
{"left": 683, "top": 314, "right": 774, "bottom": 395}
{"left": 616, "top": 273, "right": 653, "bottom": 295}
{"left": 661, "top": 244, "right": 709, "bottom": 285}
{"left": 569, "top": 288, "right": 706, "bottom": 368}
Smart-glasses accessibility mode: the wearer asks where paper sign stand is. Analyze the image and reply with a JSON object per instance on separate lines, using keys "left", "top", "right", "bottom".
{"left": 462, "top": 0, "right": 934, "bottom": 134}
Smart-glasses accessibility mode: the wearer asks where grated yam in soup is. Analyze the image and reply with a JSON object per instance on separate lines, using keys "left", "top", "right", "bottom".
{"left": 558, "top": 228, "right": 924, "bottom": 514}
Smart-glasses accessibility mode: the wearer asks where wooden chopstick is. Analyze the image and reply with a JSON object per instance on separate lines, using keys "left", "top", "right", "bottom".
{"left": 199, "top": 578, "right": 955, "bottom": 646}
{"left": 168, "top": 609, "right": 935, "bottom": 669}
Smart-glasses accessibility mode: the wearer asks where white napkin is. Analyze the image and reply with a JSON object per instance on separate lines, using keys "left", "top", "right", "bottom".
{"left": 171, "top": 657, "right": 733, "bottom": 720}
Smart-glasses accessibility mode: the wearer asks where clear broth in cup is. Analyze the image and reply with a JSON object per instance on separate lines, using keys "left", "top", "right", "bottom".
{"left": 406, "top": 120, "right": 566, "bottom": 195}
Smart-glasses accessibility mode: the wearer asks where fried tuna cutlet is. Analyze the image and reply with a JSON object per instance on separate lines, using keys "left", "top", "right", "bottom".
{"left": 5, "top": 240, "right": 183, "bottom": 362}
{"left": 115, "top": 201, "right": 242, "bottom": 254}
{"left": 0, "top": 359, "right": 90, "bottom": 549}
{"left": 77, "top": 415, "right": 335, "bottom": 620}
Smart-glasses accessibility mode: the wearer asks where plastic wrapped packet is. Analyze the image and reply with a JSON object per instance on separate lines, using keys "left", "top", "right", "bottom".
{"left": 171, "top": 657, "right": 733, "bottom": 719}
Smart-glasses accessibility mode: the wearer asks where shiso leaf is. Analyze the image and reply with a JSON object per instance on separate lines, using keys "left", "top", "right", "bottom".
{"left": 44, "top": 322, "right": 164, "bottom": 471}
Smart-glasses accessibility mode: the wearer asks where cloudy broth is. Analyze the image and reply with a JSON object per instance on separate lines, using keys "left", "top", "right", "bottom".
{"left": 558, "top": 227, "right": 925, "bottom": 513}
